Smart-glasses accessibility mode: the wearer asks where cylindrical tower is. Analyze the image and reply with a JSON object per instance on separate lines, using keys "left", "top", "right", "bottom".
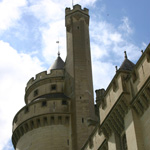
{"left": 12, "top": 55, "right": 72, "bottom": 150}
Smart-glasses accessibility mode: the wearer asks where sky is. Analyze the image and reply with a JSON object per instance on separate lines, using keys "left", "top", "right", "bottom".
{"left": 0, "top": 0, "right": 149, "bottom": 149}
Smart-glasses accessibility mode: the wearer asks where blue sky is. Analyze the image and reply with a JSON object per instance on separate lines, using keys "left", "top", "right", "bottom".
{"left": 0, "top": 0, "right": 149, "bottom": 149}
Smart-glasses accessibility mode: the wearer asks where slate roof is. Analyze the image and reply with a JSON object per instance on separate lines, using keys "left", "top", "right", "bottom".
{"left": 119, "top": 58, "right": 135, "bottom": 71}
{"left": 48, "top": 56, "right": 65, "bottom": 72}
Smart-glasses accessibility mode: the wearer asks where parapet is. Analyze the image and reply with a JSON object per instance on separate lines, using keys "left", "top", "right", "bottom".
{"left": 25, "top": 70, "right": 64, "bottom": 91}
{"left": 26, "top": 71, "right": 47, "bottom": 91}
{"left": 65, "top": 4, "right": 89, "bottom": 16}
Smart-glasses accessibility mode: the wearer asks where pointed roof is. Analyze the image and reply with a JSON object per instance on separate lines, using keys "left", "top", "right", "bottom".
{"left": 48, "top": 55, "right": 65, "bottom": 72}
{"left": 120, "top": 58, "right": 135, "bottom": 71}
{"left": 119, "top": 51, "right": 135, "bottom": 71}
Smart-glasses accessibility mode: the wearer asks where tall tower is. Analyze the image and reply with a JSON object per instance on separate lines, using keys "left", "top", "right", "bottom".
{"left": 12, "top": 4, "right": 95, "bottom": 150}
{"left": 65, "top": 5, "right": 95, "bottom": 150}
{"left": 12, "top": 55, "right": 72, "bottom": 150}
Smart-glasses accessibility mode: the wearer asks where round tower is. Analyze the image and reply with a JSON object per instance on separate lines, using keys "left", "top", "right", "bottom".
{"left": 12, "top": 55, "right": 72, "bottom": 150}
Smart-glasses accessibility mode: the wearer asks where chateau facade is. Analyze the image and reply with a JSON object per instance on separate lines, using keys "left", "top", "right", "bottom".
{"left": 82, "top": 42, "right": 150, "bottom": 150}
{"left": 82, "top": 41, "right": 150, "bottom": 150}
{"left": 12, "top": 4, "right": 150, "bottom": 150}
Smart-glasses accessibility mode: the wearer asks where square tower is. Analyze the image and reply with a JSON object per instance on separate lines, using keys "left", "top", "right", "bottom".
{"left": 65, "top": 4, "right": 95, "bottom": 150}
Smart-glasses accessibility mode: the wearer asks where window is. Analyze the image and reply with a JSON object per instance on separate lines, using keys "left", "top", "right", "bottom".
{"left": 34, "top": 89, "right": 38, "bottom": 97}
{"left": 62, "top": 100, "right": 67, "bottom": 105}
{"left": 51, "top": 116, "right": 54, "bottom": 124}
{"left": 42, "top": 101, "right": 47, "bottom": 107}
{"left": 51, "top": 84, "right": 56, "bottom": 90}
{"left": 24, "top": 107, "right": 29, "bottom": 114}
{"left": 82, "top": 118, "right": 84, "bottom": 123}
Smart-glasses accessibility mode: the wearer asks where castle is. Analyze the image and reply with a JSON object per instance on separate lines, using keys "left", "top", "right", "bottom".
{"left": 12, "top": 4, "right": 150, "bottom": 150}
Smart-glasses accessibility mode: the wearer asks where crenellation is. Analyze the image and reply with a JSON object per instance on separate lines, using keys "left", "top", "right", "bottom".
{"left": 73, "top": 4, "right": 81, "bottom": 10}
{"left": 26, "top": 77, "right": 34, "bottom": 90}
{"left": 35, "top": 71, "right": 47, "bottom": 80}
{"left": 65, "top": 4, "right": 89, "bottom": 16}
{"left": 26, "top": 70, "right": 65, "bottom": 92}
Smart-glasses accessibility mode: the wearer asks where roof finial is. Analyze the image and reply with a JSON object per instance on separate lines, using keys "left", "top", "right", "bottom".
{"left": 58, "top": 51, "right": 60, "bottom": 57}
{"left": 124, "top": 51, "right": 128, "bottom": 59}
{"left": 115, "top": 66, "right": 118, "bottom": 72}
{"left": 56, "top": 39, "right": 60, "bottom": 57}
{"left": 141, "top": 50, "right": 144, "bottom": 54}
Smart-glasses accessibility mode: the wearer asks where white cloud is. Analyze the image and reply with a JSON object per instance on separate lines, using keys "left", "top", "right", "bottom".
{"left": 119, "top": 16, "right": 133, "bottom": 35}
{"left": 109, "top": 32, "right": 122, "bottom": 43}
{"left": 0, "top": 40, "right": 44, "bottom": 150}
{"left": 27, "top": 0, "right": 98, "bottom": 63}
{"left": 90, "top": 16, "right": 141, "bottom": 64}
{"left": 90, "top": 21, "right": 122, "bottom": 46}
{"left": 28, "top": 0, "right": 96, "bottom": 23}
{"left": 89, "top": 15, "right": 142, "bottom": 96}
{"left": 0, "top": 0, "right": 27, "bottom": 31}
{"left": 0, "top": 1, "right": 146, "bottom": 149}
{"left": 28, "top": 0, "right": 63, "bottom": 22}
{"left": 74, "top": 0, "right": 97, "bottom": 6}
{"left": 91, "top": 42, "right": 108, "bottom": 59}
{"left": 92, "top": 60, "right": 115, "bottom": 91}
{"left": 40, "top": 19, "right": 66, "bottom": 64}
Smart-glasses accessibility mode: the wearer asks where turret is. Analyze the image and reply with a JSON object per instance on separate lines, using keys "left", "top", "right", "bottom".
{"left": 12, "top": 54, "right": 72, "bottom": 150}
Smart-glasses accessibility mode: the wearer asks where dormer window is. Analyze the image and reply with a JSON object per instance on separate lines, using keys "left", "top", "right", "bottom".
{"left": 51, "top": 84, "right": 56, "bottom": 91}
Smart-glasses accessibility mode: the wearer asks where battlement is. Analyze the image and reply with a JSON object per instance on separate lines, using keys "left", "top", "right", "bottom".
{"left": 98, "top": 43, "right": 150, "bottom": 124}
{"left": 65, "top": 4, "right": 89, "bottom": 16}
{"left": 26, "top": 71, "right": 48, "bottom": 90}
{"left": 25, "top": 70, "right": 64, "bottom": 91}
